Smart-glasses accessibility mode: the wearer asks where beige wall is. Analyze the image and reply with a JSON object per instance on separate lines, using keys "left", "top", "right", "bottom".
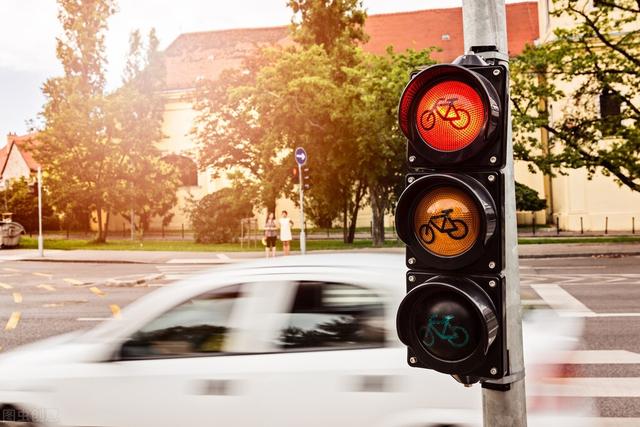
{"left": 529, "top": 0, "right": 640, "bottom": 231}
{"left": 1, "top": 146, "right": 31, "bottom": 185}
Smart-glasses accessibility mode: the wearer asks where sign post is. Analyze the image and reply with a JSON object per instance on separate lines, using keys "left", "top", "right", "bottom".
{"left": 295, "top": 147, "right": 307, "bottom": 255}
{"left": 37, "top": 166, "right": 43, "bottom": 258}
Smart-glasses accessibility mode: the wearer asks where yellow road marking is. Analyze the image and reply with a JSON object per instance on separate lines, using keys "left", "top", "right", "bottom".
{"left": 37, "top": 284, "right": 56, "bottom": 292}
{"left": 0, "top": 282, "right": 12, "bottom": 290}
{"left": 89, "top": 286, "right": 105, "bottom": 297}
{"left": 12, "top": 292, "right": 22, "bottom": 304}
{"left": 64, "top": 278, "right": 85, "bottom": 285}
{"left": 110, "top": 304, "right": 122, "bottom": 318}
{"left": 3, "top": 268, "right": 20, "bottom": 273}
{"left": 5, "top": 312, "right": 21, "bottom": 330}
{"left": 33, "top": 272, "right": 53, "bottom": 278}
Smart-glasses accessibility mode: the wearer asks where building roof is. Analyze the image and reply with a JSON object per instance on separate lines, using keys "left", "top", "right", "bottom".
{"left": 0, "top": 133, "right": 41, "bottom": 180}
{"left": 164, "top": 2, "right": 539, "bottom": 90}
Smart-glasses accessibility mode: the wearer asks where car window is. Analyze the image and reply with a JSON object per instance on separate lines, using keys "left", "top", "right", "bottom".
{"left": 275, "top": 281, "right": 385, "bottom": 351}
{"left": 119, "top": 284, "right": 243, "bottom": 359}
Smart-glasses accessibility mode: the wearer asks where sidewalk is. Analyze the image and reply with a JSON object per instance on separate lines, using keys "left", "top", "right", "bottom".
{"left": 1, "top": 241, "right": 639, "bottom": 264}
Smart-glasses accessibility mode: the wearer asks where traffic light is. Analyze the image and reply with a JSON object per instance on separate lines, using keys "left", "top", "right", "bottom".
{"left": 395, "top": 53, "right": 509, "bottom": 386}
{"left": 302, "top": 167, "right": 311, "bottom": 190}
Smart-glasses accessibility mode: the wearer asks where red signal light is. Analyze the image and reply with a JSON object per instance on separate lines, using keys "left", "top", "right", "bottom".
{"left": 398, "top": 64, "right": 501, "bottom": 166}
{"left": 415, "top": 81, "right": 485, "bottom": 152}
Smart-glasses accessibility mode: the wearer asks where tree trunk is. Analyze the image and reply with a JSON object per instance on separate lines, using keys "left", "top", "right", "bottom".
{"left": 345, "top": 183, "right": 366, "bottom": 244}
{"left": 370, "top": 186, "right": 387, "bottom": 247}
{"left": 342, "top": 200, "right": 348, "bottom": 243}
{"left": 95, "top": 204, "right": 104, "bottom": 243}
{"left": 102, "top": 210, "right": 111, "bottom": 242}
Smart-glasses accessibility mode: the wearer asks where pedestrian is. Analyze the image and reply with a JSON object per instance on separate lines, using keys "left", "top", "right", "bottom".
{"left": 279, "top": 210, "right": 294, "bottom": 256}
{"left": 264, "top": 212, "right": 277, "bottom": 258}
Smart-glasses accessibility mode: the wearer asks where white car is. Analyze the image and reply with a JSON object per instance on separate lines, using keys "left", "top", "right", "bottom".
{"left": 0, "top": 254, "right": 595, "bottom": 427}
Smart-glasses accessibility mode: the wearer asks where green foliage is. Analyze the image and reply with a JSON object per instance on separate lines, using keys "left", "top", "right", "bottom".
{"left": 189, "top": 187, "right": 253, "bottom": 244}
{"left": 288, "top": 0, "right": 367, "bottom": 47}
{"left": 0, "top": 178, "right": 59, "bottom": 232}
{"left": 111, "top": 29, "right": 180, "bottom": 232}
{"left": 515, "top": 182, "right": 547, "bottom": 212}
{"left": 37, "top": 1, "right": 178, "bottom": 242}
{"left": 511, "top": 0, "right": 640, "bottom": 192}
{"left": 193, "top": 0, "right": 435, "bottom": 244}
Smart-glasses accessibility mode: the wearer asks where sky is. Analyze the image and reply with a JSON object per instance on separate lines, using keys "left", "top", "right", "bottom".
{"left": 0, "top": 0, "right": 528, "bottom": 143}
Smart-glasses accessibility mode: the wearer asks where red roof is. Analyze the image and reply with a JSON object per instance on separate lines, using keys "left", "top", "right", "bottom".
{"left": 0, "top": 133, "right": 41, "bottom": 180}
{"left": 164, "top": 2, "right": 539, "bottom": 90}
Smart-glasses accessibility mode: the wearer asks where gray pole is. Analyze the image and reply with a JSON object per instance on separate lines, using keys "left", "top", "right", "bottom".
{"left": 37, "top": 166, "right": 43, "bottom": 257}
{"left": 461, "top": 1, "right": 527, "bottom": 426}
{"left": 298, "top": 163, "right": 306, "bottom": 254}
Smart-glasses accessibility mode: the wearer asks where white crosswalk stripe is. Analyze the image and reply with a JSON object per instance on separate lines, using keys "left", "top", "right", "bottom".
{"left": 156, "top": 265, "right": 204, "bottom": 281}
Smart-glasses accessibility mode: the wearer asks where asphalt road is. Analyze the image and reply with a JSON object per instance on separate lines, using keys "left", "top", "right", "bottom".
{"left": 0, "top": 254, "right": 639, "bottom": 420}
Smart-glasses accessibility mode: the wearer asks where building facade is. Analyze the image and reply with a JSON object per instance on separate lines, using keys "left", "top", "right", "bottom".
{"left": 157, "top": 3, "right": 541, "bottom": 232}
{"left": 532, "top": 0, "right": 640, "bottom": 231}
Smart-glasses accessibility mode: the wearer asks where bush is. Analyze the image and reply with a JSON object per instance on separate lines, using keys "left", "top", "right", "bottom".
{"left": 0, "top": 177, "right": 60, "bottom": 232}
{"left": 515, "top": 182, "right": 547, "bottom": 212}
{"left": 189, "top": 187, "right": 253, "bottom": 243}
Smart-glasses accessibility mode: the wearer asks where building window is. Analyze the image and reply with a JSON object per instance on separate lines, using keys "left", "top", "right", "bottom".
{"left": 600, "top": 88, "right": 622, "bottom": 120}
{"left": 164, "top": 154, "right": 198, "bottom": 187}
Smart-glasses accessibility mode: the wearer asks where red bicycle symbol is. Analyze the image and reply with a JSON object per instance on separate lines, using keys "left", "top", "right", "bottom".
{"left": 420, "top": 97, "right": 471, "bottom": 131}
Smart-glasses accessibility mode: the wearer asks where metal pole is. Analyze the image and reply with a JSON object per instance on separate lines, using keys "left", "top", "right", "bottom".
{"left": 37, "top": 167, "right": 43, "bottom": 257}
{"left": 462, "top": 1, "right": 527, "bottom": 426}
{"left": 298, "top": 163, "right": 306, "bottom": 254}
{"left": 130, "top": 208, "right": 135, "bottom": 240}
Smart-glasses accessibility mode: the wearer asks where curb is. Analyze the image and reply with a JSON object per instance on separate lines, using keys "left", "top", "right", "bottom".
{"left": 519, "top": 252, "right": 640, "bottom": 259}
{"left": 21, "top": 258, "right": 149, "bottom": 264}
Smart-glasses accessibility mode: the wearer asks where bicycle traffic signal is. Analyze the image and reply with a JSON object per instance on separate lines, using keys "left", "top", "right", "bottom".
{"left": 395, "top": 52, "right": 509, "bottom": 386}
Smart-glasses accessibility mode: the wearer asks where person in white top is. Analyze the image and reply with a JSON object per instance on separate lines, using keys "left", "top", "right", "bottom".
{"left": 279, "top": 210, "right": 294, "bottom": 256}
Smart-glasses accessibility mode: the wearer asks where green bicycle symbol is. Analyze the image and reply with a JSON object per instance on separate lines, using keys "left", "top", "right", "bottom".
{"left": 420, "top": 314, "right": 470, "bottom": 349}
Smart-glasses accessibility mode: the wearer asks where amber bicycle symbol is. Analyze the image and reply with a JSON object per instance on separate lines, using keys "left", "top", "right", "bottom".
{"left": 420, "top": 97, "right": 471, "bottom": 131}
{"left": 418, "top": 208, "right": 468, "bottom": 244}
{"left": 420, "top": 314, "right": 470, "bottom": 349}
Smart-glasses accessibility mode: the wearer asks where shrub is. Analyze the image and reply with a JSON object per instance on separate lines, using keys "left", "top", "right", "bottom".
{"left": 189, "top": 187, "right": 253, "bottom": 243}
{"left": 515, "top": 182, "right": 547, "bottom": 212}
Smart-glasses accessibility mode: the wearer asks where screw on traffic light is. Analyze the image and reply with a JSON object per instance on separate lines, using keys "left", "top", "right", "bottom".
{"left": 303, "top": 167, "right": 311, "bottom": 190}
{"left": 394, "top": 51, "right": 509, "bottom": 387}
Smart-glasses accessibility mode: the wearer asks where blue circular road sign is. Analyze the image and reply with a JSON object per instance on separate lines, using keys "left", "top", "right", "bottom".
{"left": 295, "top": 147, "right": 307, "bottom": 166}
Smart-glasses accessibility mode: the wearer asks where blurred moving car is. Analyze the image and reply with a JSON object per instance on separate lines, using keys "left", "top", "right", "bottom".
{"left": 0, "top": 254, "right": 595, "bottom": 427}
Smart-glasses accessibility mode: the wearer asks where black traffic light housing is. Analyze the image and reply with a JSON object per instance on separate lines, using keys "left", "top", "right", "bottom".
{"left": 400, "top": 63, "right": 508, "bottom": 170}
{"left": 303, "top": 167, "right": 311, "bottom": 190}
{"left": 397, "top": 272, "right": 507, "bottom": 382}
{"left": 395, "top": 172, "right": 503, "bottom": 273}
{"left": 395, "top": 52, "right": 509, "bottom": 386}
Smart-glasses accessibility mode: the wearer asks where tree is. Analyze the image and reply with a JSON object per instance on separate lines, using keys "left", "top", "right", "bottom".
{"left": 349, "top": 48, "right": 436, "bottom": 246}
{"left": 36, "top": 1, "right": 178, "bottom": 242}
{"left": 0, "top": 178, "right": 60, "bottom": 233}
{"left": 112, "top": 29, "right": 180, "bottom": 233}
{"left": 37, "top": 0, "right": 118, "bottom": 242}
{"left": 511, "top": 0, "right": 640, "bottom": 192}
{"left": 189, "top": 185, "right": 253, "bottom": 243}
{"left": 515, "top": 182, "right": 547, "bottom": 213}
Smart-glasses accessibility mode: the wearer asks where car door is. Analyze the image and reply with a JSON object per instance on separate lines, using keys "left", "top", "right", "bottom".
{"left": 52, "top": 281, "right": 287, "bottom": 427}
{"left": 247, "top": 274, "right": 409, "bottom": 427}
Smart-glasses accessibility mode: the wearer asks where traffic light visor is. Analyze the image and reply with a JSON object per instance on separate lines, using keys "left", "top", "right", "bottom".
{"left": 415, "top": 81, "right": 485, "bottom": 151}
{"left": 413, "top": 186, "right": 480, "bottom": 257}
